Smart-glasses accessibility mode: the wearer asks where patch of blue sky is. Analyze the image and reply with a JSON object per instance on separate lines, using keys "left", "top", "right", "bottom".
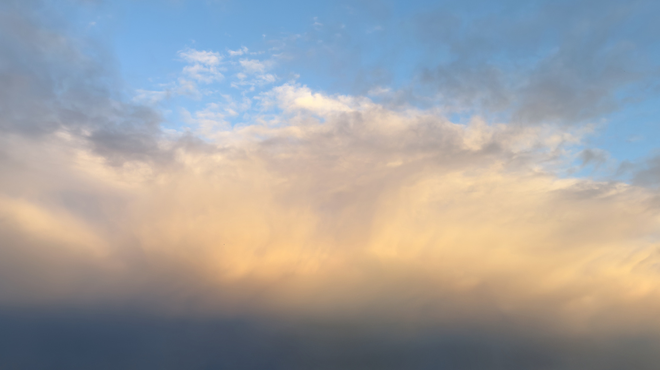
{"left": 590, "top": 97, "right": 660, "bottom": 160}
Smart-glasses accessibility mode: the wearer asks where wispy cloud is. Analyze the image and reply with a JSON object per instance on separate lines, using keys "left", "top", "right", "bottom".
{"left": 228, "top": 45, "right": 249, "bottom": 57}
{"left": 178, "top": 48, "right": 225, "bottom": 83}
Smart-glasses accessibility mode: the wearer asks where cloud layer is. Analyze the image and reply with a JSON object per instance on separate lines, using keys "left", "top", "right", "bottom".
{"left": 2, "top": 0, "right": 660, "bottom": 369}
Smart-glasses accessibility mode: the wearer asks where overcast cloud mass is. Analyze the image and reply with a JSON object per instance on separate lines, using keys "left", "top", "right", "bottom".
{"left": 2, "top": 0, "right": 660, "bottom": 369}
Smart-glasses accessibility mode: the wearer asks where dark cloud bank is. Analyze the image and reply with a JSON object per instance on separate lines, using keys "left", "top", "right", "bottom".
{"left": 2, "top": 1, "right": 660, "bottom": 369}
{"left": 2, "top": 311, "right": 660, "bottom": 370}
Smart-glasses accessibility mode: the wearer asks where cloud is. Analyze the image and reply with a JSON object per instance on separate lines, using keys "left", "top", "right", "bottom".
{"left": 0, "top": 0, "right": 166, "bottom": 167}
{"left": 633, "top": 155, "right": 660, "bottom": 186}
{"left": 141, "top": 48, "right": 279, "bottom": 103}
{"left": 178, "top": 48, "right": 225, "bottom": 83}
{"left": 414, "top": 0, "right": 660, "bottom": 125}
{"left": 3, "top": 0, "right": 660, "bottom": 368}
{"left": 133, "top": 89, "right": 169, "bottom": 105}
{"left": 178, "top": 48, "right": 223, "bottom": 67}
{"left": 2, "top": 83, "right": 660, "bottom": 367}
{"left": 228, "top": 46, "right": 249, "bottom": 57}
{"left": 3, "top": 80, "right": 660, "bottom": 322}
{"left": 2, "top": 312, "right": 660, "bottom": 370}
{"left": 239, "top": 58, "right": 268, "bottom": 74}
{"left": 232, "top": 57, "right": 278, "bottom": 89}
{"left": 578, "top": 148, "right": 609, "bottom": 170}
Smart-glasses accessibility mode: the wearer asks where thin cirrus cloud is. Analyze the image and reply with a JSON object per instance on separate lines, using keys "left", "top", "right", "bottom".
{"left": 2, "top": 0, "right": 660, "bottom": 369}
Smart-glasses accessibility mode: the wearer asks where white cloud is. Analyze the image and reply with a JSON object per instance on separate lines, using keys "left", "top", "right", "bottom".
{"left": 239, "top": 59, "right": 268, "bottom": 74}
{"left": 313, "top": 16, "right": 322, "bottom": 30}
{"left": 178, "top": 48, "right": 225, "bottom": 83}
{"left": 261, "top": 83, "right": 373, "bottom": 115}
{"left": 228, "top": 57, "right": 278, "bottom": 90}
{"left": 133, "top": 89, "right": 168, "bottom": 104}
{"left": 228, "top": 46, "right": 248, "bottom": 57}
{"left": 178, "top": 49, "right": 222, "bottom": 66}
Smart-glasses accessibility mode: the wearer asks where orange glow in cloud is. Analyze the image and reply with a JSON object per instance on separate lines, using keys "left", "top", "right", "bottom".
{"left": 1, "top": 86, "right": 659, "bottom": 340}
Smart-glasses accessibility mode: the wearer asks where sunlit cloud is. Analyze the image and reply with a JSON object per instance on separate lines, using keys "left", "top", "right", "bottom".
{"left": 3, "top": 84, "right": 660, "bottom": 332}
{"left": 2, "top": 0, "right": 660, "bottom": 368}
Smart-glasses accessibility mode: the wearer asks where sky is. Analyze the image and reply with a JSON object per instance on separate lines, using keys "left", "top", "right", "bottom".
{"left": 1, "top": 0, "right": 660, "bottom": 369}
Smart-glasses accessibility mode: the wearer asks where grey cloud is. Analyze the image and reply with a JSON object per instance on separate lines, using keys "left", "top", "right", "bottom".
{"left": 633, "top": 155, "right": 660, "bottom": 186}
{"left": 415, "top": 0, "right": 660, "bottom": 125}
{"left": 578, "top": 148, "right": 608, "bottom": 171}
{"left": 1, "top": 312, "right": 660, "bottom": 370}
{"left": 272, "top": 0, "right": 660, "bottom": 119}
{"left": 0, "top": 0, "right": 171, "bottom": 166}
